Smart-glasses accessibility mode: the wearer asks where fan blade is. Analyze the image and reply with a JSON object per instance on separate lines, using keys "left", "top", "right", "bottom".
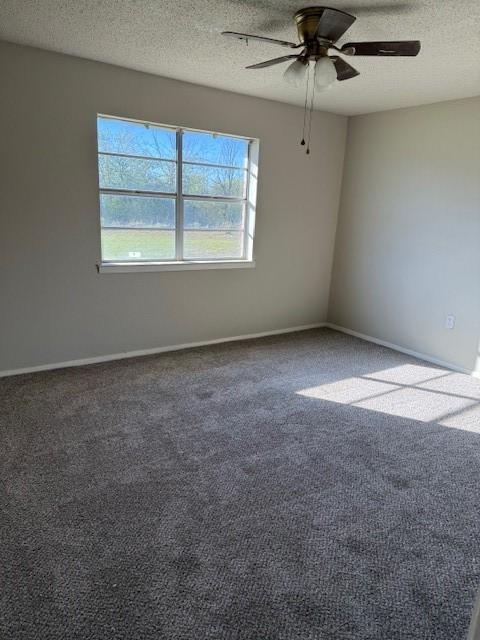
{"left": 341, "top": 41, "right": 421, "bottom": 56}
{"left": 246, "top": 55, "right": 299, "bottom": 69}
{"left": 314, "top": 8, "right": 356, "bottom": 43}
{"left": 330, "top": 56, "right": 360, "bottom": 81}
{"left": 222, "top": 31, "right": 300, "bottom": 48}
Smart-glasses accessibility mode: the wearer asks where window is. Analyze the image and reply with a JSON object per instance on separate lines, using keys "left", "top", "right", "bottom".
{"left": 96, "top": 115, "right": 258, "bottom": 272}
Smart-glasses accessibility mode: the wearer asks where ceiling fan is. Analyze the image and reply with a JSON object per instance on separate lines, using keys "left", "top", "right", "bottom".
{"left": 222, "top": 6, "right": 421, "bottom": 90}
{"left": 222, "top": 6, "right": 420, "bottom": 153}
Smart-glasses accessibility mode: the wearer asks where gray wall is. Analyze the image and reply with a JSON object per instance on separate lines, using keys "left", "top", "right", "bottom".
{"left": 329, "top": 97, "right": 480, "bottom": 373}
{"left": 0, "top": 41, "right": 347, "bottom": 372}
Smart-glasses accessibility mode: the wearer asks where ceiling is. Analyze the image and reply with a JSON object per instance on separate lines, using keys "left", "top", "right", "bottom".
{"left": 1, "top": 0, "right": 479, "bottom": 115}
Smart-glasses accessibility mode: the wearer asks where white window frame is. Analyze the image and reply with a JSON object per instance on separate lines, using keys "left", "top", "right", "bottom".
{"left": 96, "top": 114, "right": 259, "bottom": 273}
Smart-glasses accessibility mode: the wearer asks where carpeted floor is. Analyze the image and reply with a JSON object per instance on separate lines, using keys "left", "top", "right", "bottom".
{"left": 2, "top": 328, "right": 480, "bottom": 640}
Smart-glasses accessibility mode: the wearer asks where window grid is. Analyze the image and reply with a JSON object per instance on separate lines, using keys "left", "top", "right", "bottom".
{"left": 175, "top": 129, "right": 183, "bottom": 261}
{"left": 98, "top": 117, "right": 252, "bottom": 264}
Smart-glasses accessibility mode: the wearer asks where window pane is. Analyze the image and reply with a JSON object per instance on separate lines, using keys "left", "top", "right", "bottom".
{"left": 100, "top": 194, "right": 175, "bottom": 228}
{"left": 101, "top": 229, "right": 175, "bottom": 261}
{"left": 184, "top": 230, "right": 243, "bottom": 259}
{"left": 100, "top": 194, "right": 175, "bottom": 261}
{"left": 97, "top": 117, "right": 176, "bottom": 160}
{"left": 99, "top": 155, "right": 176, "bottom": 193}
{"left": 183, "top": 164, "right": 245, "bottom": 198}
{"left": 183, "top": 131, "right": 248, "bottom": 168}
{"left": 184, "top": 200, "right": 243, "bottom": 230}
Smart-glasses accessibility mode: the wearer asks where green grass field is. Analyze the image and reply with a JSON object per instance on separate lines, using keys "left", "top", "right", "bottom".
{"left": 101, "top": 228, "right": 243, "bottom": 261}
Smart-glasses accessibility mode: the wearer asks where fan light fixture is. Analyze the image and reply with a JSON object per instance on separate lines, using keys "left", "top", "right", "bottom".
{"left": 284, "top": 56, "right": 337, "bottom": 90}
{"left": 314, "top": 56, "right": 337, "bottom": 90}
{"left": 283, "top": 58, "right": 308, "bottom": 87}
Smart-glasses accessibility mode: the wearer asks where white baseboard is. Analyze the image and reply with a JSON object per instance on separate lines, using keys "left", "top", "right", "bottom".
{"left": 3, "top": 322, "right": 478, "bottom": 380}
{"left": 325, "top": 322, "right": 478, "bottom": 377}
{"left": 0, "top": 323, "right": 326, "bottom": 378}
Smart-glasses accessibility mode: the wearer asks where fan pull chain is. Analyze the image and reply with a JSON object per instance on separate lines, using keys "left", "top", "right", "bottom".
{"left": 306, "top": 72, "right": 316, "bottom": 155}
{"left": 300, "top": 63, "right": 310, "bottom": 147}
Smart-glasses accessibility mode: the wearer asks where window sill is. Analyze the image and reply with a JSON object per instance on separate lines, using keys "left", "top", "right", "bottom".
{"left": 97, "top": 259, "right": 255, "bottom": 273}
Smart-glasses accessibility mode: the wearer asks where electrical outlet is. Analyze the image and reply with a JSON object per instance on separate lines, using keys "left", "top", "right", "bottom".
{"left": 445, "top": 315, "right": 456, "bottom": 330}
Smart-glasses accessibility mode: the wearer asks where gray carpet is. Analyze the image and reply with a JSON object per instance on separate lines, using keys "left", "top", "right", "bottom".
{"left": 2, "top": 328, "right": 480, "bottom": 639}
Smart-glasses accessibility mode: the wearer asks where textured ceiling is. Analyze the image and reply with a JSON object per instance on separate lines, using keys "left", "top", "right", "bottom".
{"left": 1, "top": 0, "right": 479, "bottom": 115}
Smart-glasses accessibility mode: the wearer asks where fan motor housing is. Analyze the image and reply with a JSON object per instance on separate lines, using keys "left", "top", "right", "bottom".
{"left": 294, "top": 6, "right": 354, "bottom": 44}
